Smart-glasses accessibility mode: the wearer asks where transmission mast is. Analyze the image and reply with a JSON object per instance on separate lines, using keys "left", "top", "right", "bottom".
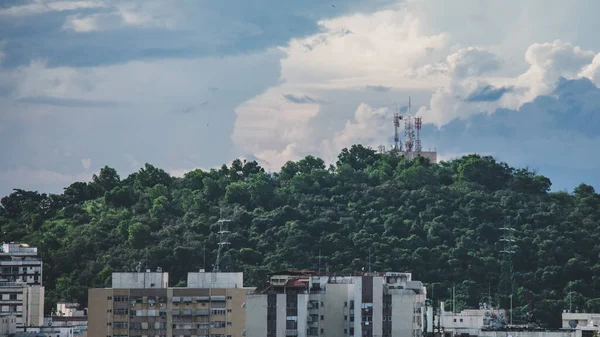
{"left": 393, "top": 105, "right": 403, "bottom": 151}
{"left": 404, "top": 97, "right": 415, "bottom": 153}
{"left": 499, "top": 216, "right": 517, "bottom": 325}
{"left": 213, "top": 219, "right": 231, "bottom": 272}
{"left": 415, "top": 114, "right": 422, "bottom": 153}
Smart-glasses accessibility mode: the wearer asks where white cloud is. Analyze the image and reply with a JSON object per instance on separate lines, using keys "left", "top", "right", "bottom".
{"left": 0, "top": 1, "right": 104, "bottom": 17}
{"left": 516, "top": 40, "right": 595, "bottom": 102}
{"left": 0, "top": 169, "right": 92, "bottom": 192}
{"left": 81, "top": 158, "right": 91, "bottom": 170}
{"left": 278, "top": 10, "right": 449, "bottom": 89}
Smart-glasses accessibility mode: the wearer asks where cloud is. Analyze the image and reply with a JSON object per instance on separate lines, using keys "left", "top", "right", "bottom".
{"left": 0, "top": 48, "right": 283, "bottom": 195}
{"left": 365, "top": 85, "right": 391, "bottom": 92}
{"left": 282, "top": 94, "right": 323, "bottom": 104}
{"left": 167, "top": 167, "right": 210, "bottom": 178}
{"left": 0, "top": 0, "right": 399, "bottom": 69}
{"left": 425, "top": 77, "right": 600, "bottom": 190}
{"left": 516, "top": 40, "right": 596, "bottom": 102}
{"left": 81, "top": 158, "right": 91, "bottom": 170}
{"left": 0, "top": 1, "right": 104, "bottom": 17}
{"left": 465, "top": 84, "right": 513, "bottom": 102}
{"left": 0, "top": 168, "right": 92, "bottom": 195}
{"left": 16, "top": 96, "right": 120, "bottom": 107}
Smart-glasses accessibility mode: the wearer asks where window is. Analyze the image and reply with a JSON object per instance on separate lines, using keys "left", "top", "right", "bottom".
{"left": 460, "top": 319, "right": 463, "bottom": 322}
{"left": 107, "top": 296, "right": 112, "bottom": 300}
{"left": 227, "top": 322, "right": 232, "bottom": 326}
{"left": 227, "top": 296, "right": 232, "bottom": 299}
{"left": 227, "top": 309, "right": 232, "bottom": 313}
{"left": 344, "top": 301, "right": 347, "bottom": 307}
{"left": 344, "top": 315, "right": 347, "bottom": 321}
{"left": 320, "top": 315, "right": 324, "bottom": 320}
{"left": 320, "top": 329, "right": 324, "bottom": 334}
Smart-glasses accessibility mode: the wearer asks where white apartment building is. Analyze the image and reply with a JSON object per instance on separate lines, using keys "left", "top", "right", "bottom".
{"left": 0, "top": 281, "right": 44, "bottom": 327}
{"left": 0, "top": 243, "right": 43, "bottom": 286}
{"left": 246, "top": 271, "right": 427, "bottom": 337}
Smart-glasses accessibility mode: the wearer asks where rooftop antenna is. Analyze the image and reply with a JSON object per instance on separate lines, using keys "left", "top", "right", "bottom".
{"left": 214, "top": 217, "right": 231, "bottom": 272}
{"left": 393, "top": 103, "right": 403, "bottom": 151}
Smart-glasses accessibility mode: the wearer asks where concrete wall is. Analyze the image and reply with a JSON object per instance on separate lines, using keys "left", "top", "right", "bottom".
{"left": 86, "top": 288, "right": 110, "bottom": 337}
{"left": 391, "top": 290, "right": 415, "bottom": 337}
{"left": 246, "top": 294, "right": 267, "bottom": 337}
{"left": 297, "top": 293, "right": 309, "bottom": 337}
{"left": 111, "top": 272, "right": 168, "bottom": 288}
{"left": 353, "top": 277, "right": 363, "bottom": 337}
{"left": 323, "top": 284, "right": 349, "bottom": 337}
{"left": 24, "top": 286, "right": 44, "bottom": 326}
{"left": 276, "top": 294, "right": 286, "bottom": 337}
{"left": 372, "top": 277, "right": 383, "bottom": 337}
{"left": 186, "top": 272, "right": 243, "bottom": 288}
{"left": 0, "top": 314, "right": 16, "bottom": 336}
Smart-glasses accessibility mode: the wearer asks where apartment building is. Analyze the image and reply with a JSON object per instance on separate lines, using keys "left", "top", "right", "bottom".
{"left": 0, "top": 243, "right": 42, "bottom": 286}
{"left": 0, "top": 281, "right": 44, "bottom": 326}
{"left": 0, "top": 243, "right": 44, "bottom": 327}
{"left": 246, "top": 270, "right": 427, "bottom": 337}
{"left": 88, "top": 270, "right": 251, "bottom": 337}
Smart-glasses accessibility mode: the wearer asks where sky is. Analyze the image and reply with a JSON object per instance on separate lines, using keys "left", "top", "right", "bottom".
{"left": 2, "top": 0, "right": 600, "bottom": 196}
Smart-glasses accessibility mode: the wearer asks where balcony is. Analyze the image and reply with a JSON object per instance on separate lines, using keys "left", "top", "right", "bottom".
{"left": 285, "top": 330, "right": 298, "bottom": 336}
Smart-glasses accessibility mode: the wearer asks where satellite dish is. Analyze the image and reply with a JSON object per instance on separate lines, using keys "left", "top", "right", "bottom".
{"left": 569, "top": 320, "right": 578, "bottom": 328}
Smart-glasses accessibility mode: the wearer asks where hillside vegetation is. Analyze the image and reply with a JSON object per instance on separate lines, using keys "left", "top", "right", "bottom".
{"left": 0, "top": 145, "right": 598, "bottom": 327}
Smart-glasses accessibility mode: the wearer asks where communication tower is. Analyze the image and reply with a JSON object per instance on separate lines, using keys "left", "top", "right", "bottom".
{"left": 404, "top": 97, "right": 415, "bottom": 153}
{"left": 213, "top": 219, "right": 231, "bottom": 272}
{"left": 499, "top": 216, "right": 517, "bottom": 325}
{"left": 415, "top": 116, "right": 422, "bottom": 153}
{"left": 393, "top": 107, "right": 403, "bottom": 151}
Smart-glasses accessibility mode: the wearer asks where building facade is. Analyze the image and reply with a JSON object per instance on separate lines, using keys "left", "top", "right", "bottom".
{"left": 88, "top": 270, "right": 250, "bottom": 337}
{"left": 0, "top": 313, "right": 17, "bottom": 337}
{"left": 0, "top": 243, "right": 45, "bottom": 327}
{"left": 246, "top": 271, "right": 426, "bottom": 337}
{"left": 0, "top": 243, "right": 43, "bottom": 286}
{"left": 0, "top": 280, "right": 44, "bottom": 327}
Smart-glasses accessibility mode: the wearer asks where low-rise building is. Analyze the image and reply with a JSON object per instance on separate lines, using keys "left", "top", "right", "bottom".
{"left": 246, "top": 270, "right": 426, "bottom": 337}
{"left": 435, "top": 302, "right": 504, "bottom": 336}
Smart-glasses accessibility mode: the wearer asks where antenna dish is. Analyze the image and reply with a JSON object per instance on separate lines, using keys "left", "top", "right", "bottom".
{"left": 569, "top": 320, "right": 578, "bottom": 328}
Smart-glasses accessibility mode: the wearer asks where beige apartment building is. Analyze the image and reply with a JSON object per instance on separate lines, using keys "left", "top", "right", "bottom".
{"left": 88, "top": 270, "right": 250, "bottom": 337}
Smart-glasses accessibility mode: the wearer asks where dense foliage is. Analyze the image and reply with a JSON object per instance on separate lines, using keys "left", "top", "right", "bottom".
{"left": 0, "top": 145, "right": 597, "bottom": 327}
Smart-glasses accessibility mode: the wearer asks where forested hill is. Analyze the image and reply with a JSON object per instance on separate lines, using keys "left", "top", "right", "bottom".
{"left": 1, "top": 145, "right": 598, "bottom": 327}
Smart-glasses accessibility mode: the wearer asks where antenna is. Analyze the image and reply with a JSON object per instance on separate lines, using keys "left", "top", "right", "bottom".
{"left": 214, "top": 218, "right": 231, "bottom": 272}
{"left": 499, "top": 216, "right": 517, "bottom": 325}
{"left": 393, "top": 104, "right": 403, "bottom": 151}
{"left": 404, "top": 97, "right": 414, "bottom": 154}
{"left": 415, "top": 113, "right": 422, "bottom": 153}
